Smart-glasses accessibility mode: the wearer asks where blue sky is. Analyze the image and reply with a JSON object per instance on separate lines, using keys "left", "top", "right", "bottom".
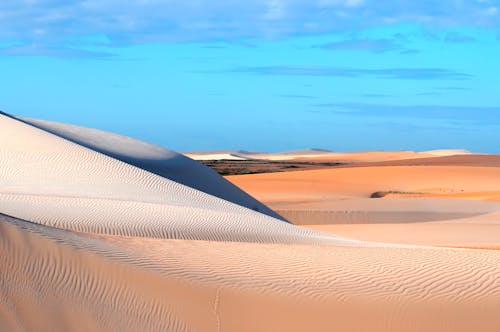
{"left": 1, "top": 1, "right": 499, "bottom": 152}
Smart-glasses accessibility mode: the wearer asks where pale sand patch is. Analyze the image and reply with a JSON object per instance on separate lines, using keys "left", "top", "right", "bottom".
{"left": 305, "top": 218, "right": 500, "bottom": 248}
{"left": 3, "top": 215, "right": 500, "bottom": 332}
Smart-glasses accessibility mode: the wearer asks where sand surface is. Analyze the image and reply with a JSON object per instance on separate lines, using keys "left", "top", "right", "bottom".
{"left": 227, "top": 155, "right": 500, "bottom": 249}
{"left": 2, "top": 113, "right": 500, "bottom": 331}
{"left": 21, "top": 117, "right": 284, "bottom": 220}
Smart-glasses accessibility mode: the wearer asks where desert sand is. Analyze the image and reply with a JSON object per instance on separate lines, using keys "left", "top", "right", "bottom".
{"left": 227, "top": 154, "right": 500, "bottom": 249}
{"left": 2, "top": 112, "right": 500, "bottom": 331}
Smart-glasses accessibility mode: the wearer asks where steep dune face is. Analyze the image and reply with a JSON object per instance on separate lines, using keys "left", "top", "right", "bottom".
{"left": 0, "top": 113, "right": 351, "bottom": 244}
{"left": 19, "top": 116, "right": 284, "bottom": 221}
{"left": 2, "top": 112, "right": 500, "bottom": 331}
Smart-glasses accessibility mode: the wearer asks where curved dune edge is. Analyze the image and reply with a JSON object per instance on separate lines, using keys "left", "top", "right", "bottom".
{"left": 2, "top": 112, "right": 500, "bottom": 331}
{"left": 0, "top": 113, "right": 355, "bottom": 245}
{"left": 18, "top": 116, "right": 285, "bottom": 221}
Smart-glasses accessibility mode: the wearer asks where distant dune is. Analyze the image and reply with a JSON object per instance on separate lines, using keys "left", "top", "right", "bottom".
{"left": 186, "top": 148, "right": 473, "bottom": 163}
{"left": 2, "top": 112, "right": 500, "bottom": 331}
{"left": 228, "top": 156, "right": 500, "bottom": 249}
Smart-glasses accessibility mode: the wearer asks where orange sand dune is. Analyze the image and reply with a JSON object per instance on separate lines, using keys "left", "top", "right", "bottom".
{"left": 286, "top": 150, "right": 461, "bottom": 163}
{"left": 227, "top": 165, "right": 500, "bottom": 203}
{"left": 343, "top": 154, "right": 500, "bottom": 168}
{"left": 228, "top": 164, "right": 500, "bottom": 248}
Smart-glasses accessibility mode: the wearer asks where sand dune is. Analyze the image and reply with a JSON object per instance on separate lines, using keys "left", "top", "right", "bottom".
{"left": 228, "top": 165, "right": 500, "bottom": 203}
{"left": 183, "top": 153, "right": 249, "bottom": 160}
{"left": 21, "top": 117, "right": 283, "bottom": 220}
{"left": 1, "top": 113, "right": 356, "bottom": 244}
{"left": 184, "top": 150, "right": 257, "bottom": 161}
{"left": 281, "top": 150, "right": 468, "bottom": 162}
{"left": 349, "top": 154, "right": 500, "bottom": 168}
{"left": 3, "top": 213, "right": 500, "bottom": 331}
{"left": 188, "top": 148, "right": 473, "bottom": 163}
{"left": 2, "top": 113, "right": 500, "bottom": 331}
{"left": 228, "top": 160, "right": 500, "bottom": 248}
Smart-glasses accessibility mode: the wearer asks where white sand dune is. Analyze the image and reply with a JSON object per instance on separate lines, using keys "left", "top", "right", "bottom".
{"left": 184, "top": 152, "right": 255, "bottom": 161}
{"left": 2, "top": 112, "right": 500, "bottom": 331}
{"left": 21, "top": 117, "right": 283, "bottom": 220}
{"left": 1, "top": 113, "right": 353, "bottom": 244}
{"left": 423, "top": 149, "right": 471, "bottom": 156}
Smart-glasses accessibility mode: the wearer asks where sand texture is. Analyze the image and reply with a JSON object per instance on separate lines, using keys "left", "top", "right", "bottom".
{"left": 2, "top": 113, "right": 500, "bottom": 331}
{"left": 228, "top": 154, "right": 500, "bottom": 248}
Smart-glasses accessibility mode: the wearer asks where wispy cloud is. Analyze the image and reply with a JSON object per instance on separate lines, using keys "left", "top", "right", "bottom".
{"left": 0, "top": 43, "right": 114, "bottom": 58}
{"left": 444, "top": 31, "right": 476, "bottom": 43}
{"left": 313, "top": 102, "right": 500, "bottom": 122}
{"left": 416, "top": 92, "right": 442, "bottom": 96}
{"left": 0, "top": 0, "right": 499, "bottom": 47}
{"left": 433, "top": 86, "right": 470, "bottom": 91}
{"left": 277, "top": 94, "right": 318, "bottom": 99}
{"left": 225, "top": 66, "right": 472, "bottom": 80}
{"left": 316, "top": 37, "right": 418, "bottom": 54}
{"left": 360, "top": 93, "right": 393, "bottom": 98}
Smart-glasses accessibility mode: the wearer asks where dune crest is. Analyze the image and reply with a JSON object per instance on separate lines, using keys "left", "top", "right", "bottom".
{"left": 0, "top": 113, "right": 353, "bottom": 244}
{"left": 20, "top": 116, "right": 284, "bottom": 220}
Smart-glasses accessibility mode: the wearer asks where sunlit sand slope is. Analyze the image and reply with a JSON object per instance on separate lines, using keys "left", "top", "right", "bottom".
{"left": 21, "top": 116, "right": 284, "bottom": 220}
{"left": 2, "top": 214, "right": 500, "bottom": 332}
{"left": 0, "top": 113, "right": 351, "bottom": 244}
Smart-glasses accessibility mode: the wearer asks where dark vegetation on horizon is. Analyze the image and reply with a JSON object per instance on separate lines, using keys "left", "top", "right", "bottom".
{"left": 370, "top": 191, "right": 426, "bottom": 198}
{"left": 200, "top": 159, "right": 344, "bottom": 176}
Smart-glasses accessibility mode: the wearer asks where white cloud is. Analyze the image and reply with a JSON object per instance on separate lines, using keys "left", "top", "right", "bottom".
{"left": 485, "top": 6, "right": 499, "bottom": 14}
{"left": 345, "top": 0, "right": 365, "bottom": 7}
{"left": 263, "top": 0, "right": 286, "bottom": 20}
{"left": 0, "top": 0, "right": 498, "bottom": 46}
{"left": 318, "top": 0, "right": 365, "bottom": 7}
